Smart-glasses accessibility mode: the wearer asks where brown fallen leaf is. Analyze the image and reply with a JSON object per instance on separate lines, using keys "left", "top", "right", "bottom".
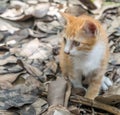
{"left": 14, "top": 81, "right": 44, "bottom": 96}
{"left": 19, "top": 38, "right": 52, "bottom": 59}
{"left": 0, "top": 1, "right": 32, "bottom": 21}
{"left": 0, "top": 46, "right": 9, "bottom": 54}
{"left": 0, "top": 110, "right": 15, "bottom": 115}
{"left": 1, "top": 2, "right": 50, "bottom": 21}
{"left": 0, "top": 73, "right": 22, "bottom": 83}
{"left": 0, "top": 89, "right": 37, "bottom": 110}
{"left": 0, "top": 18, "right": 20, "bottom": 33}
{"left": 36, "top": 21, "right": 61, "bottom": 34}
{"left": 0, "top": 32, "right": 4, "bottom": 41}
{"left": 26, "top": 0, "right": 38, "bottom": 4}
{"left": 95, "top": 82, "right": 120, "bottom": 105}
{"left": 19, "top": 106, "right": 36, "bottom": 115}
{"left": 94, "top": 0, "right": 103, "bottom": 9}
{"left": 0, "top": 72, "right": 23, "bottom": 89}
{"left": 25, "top": 3, "right": 50, "bottom": 18}
{"left": 0, "top": 81, "right": 13, "bottom": 89}
{"left": 65, "top": 4, "right": 88, "bottom": 16}
{"left": 0, "top": 8, "right": 24, "bottom": 19}
{"left": 20, "top": 38, "right": 40, "bottom": 57}
{"left": 13, "top": 74, "right": 45, "bottom": 96}
{"left": 47, "top": 77, "right": 67, "bottom": 106}
{"left": 46, "top": 60, "right": 58, "bottom": 73}
{"left": 41, "top": 35, "right": 60, "bottom": 46}
{"left": 28, "top": 29, "right": 48, "bottom": 38}
{"left": 107, "top": 17, "right": 120, "bottom": 36}
{"left": 79, "top": 0, "right": 97, "bottom": 10}
{"left": 68, "top": 106, "right": 81, "bottom": 115}
{"left": 5, "top": 29, "right": 29, "bottom": 44}
{"left": 71, "top": 95, "right": 120, "bottom": 115}
{"left": 25, "top": 75, "right": 44, "bottom": 91}
{"left": 46, "top": 107, "right": 71, "bottom": 115}
{"left": 10, "top": 0, "right": 28, "bottom": 10}
{"left": 0, "top": 56, "right": 17, "bottom": 66}
{"left": 46, "top": 77, "right": 71, "bottom": 115}
{"left": 109, "top": 53, "right": 120, "bottom": 65}
{"left": 32, "top": 98, "right": 48, "bottom": 115}
{"left": 2, "top": 14, "right": 32, "bottom": 21}
{"left": 17, "top": 59, "right": 42, "bottom": 76}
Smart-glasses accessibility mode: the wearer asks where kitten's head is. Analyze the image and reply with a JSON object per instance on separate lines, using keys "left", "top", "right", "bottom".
{"left": 60, "top": 13, "right": 101, "bottom": 56}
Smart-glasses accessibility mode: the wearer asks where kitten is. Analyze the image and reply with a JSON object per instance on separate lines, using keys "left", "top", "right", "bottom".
{"left": 59, "top": 13, "right": 112, "bottom": 99}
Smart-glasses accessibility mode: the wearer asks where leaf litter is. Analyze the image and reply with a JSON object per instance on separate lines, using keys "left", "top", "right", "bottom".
{"left": 0, "top": 0, "right": 119, "bottom": 115}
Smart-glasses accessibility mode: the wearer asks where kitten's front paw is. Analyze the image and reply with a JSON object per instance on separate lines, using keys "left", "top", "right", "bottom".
{"left": 72, "top": 87, "right": 86, "bottom": 96}
{"left": 101, "top": 76, "right": 113, "bottom": 91}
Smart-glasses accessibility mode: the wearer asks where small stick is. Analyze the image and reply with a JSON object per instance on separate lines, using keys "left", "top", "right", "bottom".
{"left": 64, "top": 81, "right": 72, "bottom": 107}
{"left": 70, "top": 95, "right": 120, "bottom": 115}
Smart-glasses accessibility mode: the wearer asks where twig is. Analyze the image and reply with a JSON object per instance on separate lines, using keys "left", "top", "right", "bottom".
{"left": 64, "top": 81, "right": 72, "bottom": 107}
{"left": 79, "top": 0, "right": 97, "bottom": 10}
{"left": 70, "top": 95, "right": 120, "bottom": 115}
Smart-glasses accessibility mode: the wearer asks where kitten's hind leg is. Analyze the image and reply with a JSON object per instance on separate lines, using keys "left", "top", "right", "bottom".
{"left": 101, "top": 76, "right": 113, "bottom": 91}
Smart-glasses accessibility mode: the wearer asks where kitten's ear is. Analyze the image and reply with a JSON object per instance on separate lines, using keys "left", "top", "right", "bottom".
{"left": 82, "top": 21, "right": 97, "bottom": 37}
{"left": 59, "top": 12, "right": 76, "bottom": 26}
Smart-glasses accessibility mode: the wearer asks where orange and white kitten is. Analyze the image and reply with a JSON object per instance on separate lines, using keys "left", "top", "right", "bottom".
{"left": 59, "top": 13, "right": 112, "bottom": 100}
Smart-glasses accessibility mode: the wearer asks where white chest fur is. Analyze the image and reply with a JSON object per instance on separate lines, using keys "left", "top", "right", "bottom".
{"left": 72, "top": 42, "right": 105, "bottom": 76}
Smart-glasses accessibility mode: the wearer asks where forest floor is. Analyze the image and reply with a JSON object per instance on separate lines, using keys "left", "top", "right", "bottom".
{"left": 0, "top": 0, "right": 120, "bottom": 115}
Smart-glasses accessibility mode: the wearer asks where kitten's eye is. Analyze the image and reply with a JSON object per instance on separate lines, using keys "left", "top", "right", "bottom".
{"left": 63, "top": 37, "right": 66, "bottom": 43}
{"left": 73, "top": 40, "right": 80, "bottom": 46}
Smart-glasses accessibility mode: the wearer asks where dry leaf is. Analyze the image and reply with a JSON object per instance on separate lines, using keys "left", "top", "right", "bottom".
{"left": 0, "top": 72, "right": 23, "bottom": 89}
{"left": 0, "top": 89, "right": 37, "bottom": 109}
{"left": 32, "top": 98, "right": 48, "bottom": 115}
{"left": 19, "top": 106, "right": 36, "bottom": 115}
{"left": 0, "top": 56, "right": 17, "bottom": 66}
{"left": 0, "top": 18, "right": 19, "bottom": 33}
{"left": 36, "top": 21, "right": 61, "bottom": 34}
{"left": 0, "top": 111, "right": 15, "bottom": 115}
{"left": 94, "top": 0, "right": 103, "bottom": 9}
{"left": 10, "top": 0, "right": 29, "bottom": 10}
{"left": 17, "top": 59, "right": 43, "bottom": 78}
{"left": 0, "top": 1, "right": 32, "bottom": 21}
{"left": 109, "top": 53, "right": 120, "bottom": 65}
{"left": 0, "top": 73, "right": 21, "bottom": 83}
{"left": 68, "top": 106, "right": 80, "bottom": 115}
{"left": 46, "top": 60, "right": 58, "bottom": 73}
{"left": 5, "top": 29, "right": 29, "bottom": 43}
{"left": 20, "top": 38, "right": 40, "bottom": 57}
{"left": 79, "top": 0, "right": 97, "bottom": 10}
{"left": 0, "top": 32, "right": 4, "bottom": 41}
{"left": 29, "top": 44, "right": 52, "bottom": 60}
{"left": 28, "top": 29, "right": 48, "bottom": 38}
{"left": 65, "top": 5, "right": 87, "bottom": 16}
{"left": 0, "top": 8, "right": 23, "bottom": 18}
{"left": 14, "top": 81, "right": 44, "bottom": 95}
{"left": 47, "top": 77, "right": 71, "bottom": 108}
{"left": 19, "top": 38, "right": 52, "bottom": 59}
{"left": 32, "top": 3, "right": 50, "bottom": 18}
{"left": 0, "top": 81, "right": 13, "bottom": 89}
{"left": 96, "top": 82, "right": 120, "bottom": 105}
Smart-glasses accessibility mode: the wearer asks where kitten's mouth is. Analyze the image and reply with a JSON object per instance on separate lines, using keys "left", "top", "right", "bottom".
{"left": 64, "top": 51, "right": 70, "bottom": 55}
{"left": 64, "top": 51, "right": 71, "bottom": 55}
{"left": 68, "top": 53, "right": 72, "bottom": 56}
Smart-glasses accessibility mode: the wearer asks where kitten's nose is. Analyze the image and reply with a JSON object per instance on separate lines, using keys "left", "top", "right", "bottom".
{"left": 64, "top": 47, "right": 70, "bottom": 54}
{"left": 64, "top": 51, "right": 70, "bottom": 54}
